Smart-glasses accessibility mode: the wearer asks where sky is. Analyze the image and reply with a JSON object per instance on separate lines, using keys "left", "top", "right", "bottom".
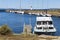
{"left": 0, "top": 0, "right": 60, "bottom": 9}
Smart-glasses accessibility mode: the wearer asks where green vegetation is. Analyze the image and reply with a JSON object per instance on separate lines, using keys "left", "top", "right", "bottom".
{"left": 0, "top": 25, "right": 12, "bottom": 35}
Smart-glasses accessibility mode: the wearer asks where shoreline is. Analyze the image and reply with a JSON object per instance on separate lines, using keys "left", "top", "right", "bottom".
{"left": 6, "top": 10, "right": 60, "bottom": 17}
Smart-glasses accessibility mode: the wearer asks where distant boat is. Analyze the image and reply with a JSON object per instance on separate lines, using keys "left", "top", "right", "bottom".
{"left": 28, "top": 12, "right": 32, "bottom": 15}
{"left": 28, "top": 12, "right": 40, "bottom": 15}
{"left": 16, "top": 11, "right": 24, "bottom": 14}
{"left": 35, "top": 13, "right": 40, "bottom": 16}
{"left": 9, "top": 10, "right": 15, "bottom": 13}
{"left": 9, "top": 10, "right": 24, "bottom": 14}
{"left": 33, "top": 16, "right": 56, "bottom": 35}
{"left": 46, "top": 14, "right": 52, "bottom": 17}
{"left": 40, "top": 12, "right": 52, "bottom": 17}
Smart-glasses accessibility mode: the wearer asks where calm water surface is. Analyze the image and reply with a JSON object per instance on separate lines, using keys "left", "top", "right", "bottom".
{"left": 0, "top": 12, "right": 60, "bottom": 36}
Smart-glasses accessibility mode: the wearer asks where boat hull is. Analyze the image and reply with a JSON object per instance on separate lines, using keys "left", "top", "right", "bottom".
{"left": 34, "top": 32, "right": 56, "bottom": 35}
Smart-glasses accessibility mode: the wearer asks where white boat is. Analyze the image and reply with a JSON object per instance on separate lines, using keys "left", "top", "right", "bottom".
{"left": 40, "top": 12, "right": 51, "bottom": 17}
{"left": 16, "top": 11, "right": 24, "bottom": 14}
{"left": 40, "top": 12, "right": 46, "bottom": 16}
{"left": 32, "top": 13, "right": 36, "bottom": 15}
{"left": 36, "top": 13, "right": 40, "bottom": 15}
{"left": 33, "top": 16, "right": 56, "bottom": 34}
{"left": 34, "top": 13, "right": 40, "bottom": 15}
{"left": 28, "top": 12, "right": 32, "bottom": 15}
{"left": 46, "top": 14, "right": 52, "bottom": 17}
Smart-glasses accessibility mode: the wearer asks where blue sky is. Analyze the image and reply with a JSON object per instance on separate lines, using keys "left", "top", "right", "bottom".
{"left": 0, "top": 0, "right": 60, "bottom": 9}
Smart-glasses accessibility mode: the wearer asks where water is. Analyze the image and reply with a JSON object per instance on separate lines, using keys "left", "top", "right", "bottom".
{"left": 0, "top": 12, "right": 60, "bottom": 36}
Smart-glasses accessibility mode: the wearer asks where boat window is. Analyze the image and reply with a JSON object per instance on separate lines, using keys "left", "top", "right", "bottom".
{"left": 43, "top": 21, "right": 47, "bottom": 25}
{"left": 43, "top": 27, "right": 48, "bottom": 29}
{"left": 37, "top": 21, "right": 41, "bottom": 25}
{"left": 37, "top": 27, "right": 42, "bottom": 29}
{"left": 37, "top": 21, "right": 47, "bottom": 25}
{"left": 49, "top": 27, "right": 53, "bottom": 29}
{"left": 48, "top": 21, "right": 52, "bottom": 24}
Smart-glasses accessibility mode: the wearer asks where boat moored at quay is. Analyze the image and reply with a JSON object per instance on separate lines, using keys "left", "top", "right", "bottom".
{"left": 33, "top": 16, "right": 56, "bottom": 35}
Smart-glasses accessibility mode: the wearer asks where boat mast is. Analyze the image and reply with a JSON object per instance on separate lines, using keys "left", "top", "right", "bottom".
{"left": 46, "top": 0, "right": 48, "bottom": 14}
{"left": 29, "top": 0, "right": 32, "bottom": 26}
{"left": 20, "top": 0, "right": 21, "bottom": 11}
{"left": 42, "top": 0, "right": 48, "bottom": 14}
{"left": 45, "top": 0, "right": 48, "bottom": 14}
{"left": 41, "top": 0, "right": 44, "bottom": 13}
{"left": 29, "top": 5, "right": 32, "bottom": 26}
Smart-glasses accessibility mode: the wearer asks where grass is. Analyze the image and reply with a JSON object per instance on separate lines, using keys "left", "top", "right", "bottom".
{"left": 0, "top": 33, "right": 38, "bottom": 40}
{"left": 0, "top": 33, "right": 58, "bottom": 40}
